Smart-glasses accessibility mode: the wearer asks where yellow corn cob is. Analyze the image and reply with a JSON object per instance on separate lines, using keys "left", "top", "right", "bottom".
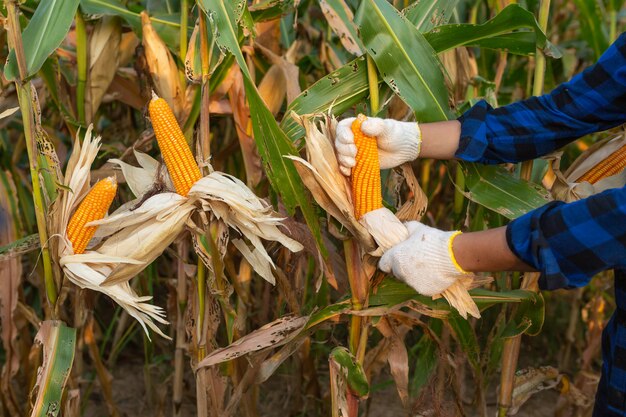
{"left": 351, "top": 114, "right": 383, "bottom": 219}
{"left": 148, "top": 92, "right": 202, "bottom": 196}
{"left": 578, "top": 143, "right": 626, "bottom": 184}
{"left": 67, "top": 177, "right": 118, "bottom": 254}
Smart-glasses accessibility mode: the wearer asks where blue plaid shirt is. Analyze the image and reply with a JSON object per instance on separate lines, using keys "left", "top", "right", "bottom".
{"left": 456, "top": 33, "right": 626, "bottom": 415}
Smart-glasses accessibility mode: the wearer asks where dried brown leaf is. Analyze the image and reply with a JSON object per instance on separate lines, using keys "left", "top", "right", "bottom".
{"left": 396, "top": 163, "right": 428, "bottom": 222}
{"left": 0, "top": 170, "right": 22, "bottom": 416}
{"left": 510, "top": 366, "right": 560, "bottom": 415}
{"left": 319, "top": 0, "right": 363, "bottom": 55}
{"left": 118, "top": 32, "right": 140, "bottom": 67}
{"left": 257, "top": 64, "right": 286, "bottom": 115}
{"left": 85, "top": 17, "right": 122, "bottom": 122}
{"left": 228, "top": 66, "right": 263, "bottom": 187}
{"left": 376, "top": 317, "right": 410, "bottom": 408}
{"left": 329, "top": 353, "right": 350, "bottom": 417}
{"left": 256, "top": 335, "right": 309, "bottom": 384}
{"left": 196, "top": 315, "right": 309, "bottom": 368}
{"left": 0, "top": 106, "right": 19, "bottom": 120}
{"left": 107, "top": 69, "right": 146, "bottom": 110}
{"left": 255, "top": 42, "right": 302, "bottom": 104}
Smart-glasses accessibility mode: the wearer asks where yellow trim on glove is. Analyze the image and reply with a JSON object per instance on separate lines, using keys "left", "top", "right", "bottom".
{"left": 448, "top": 231, "right": 469, "bottom": 274}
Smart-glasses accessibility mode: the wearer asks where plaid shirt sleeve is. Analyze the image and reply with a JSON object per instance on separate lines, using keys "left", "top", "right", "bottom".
{"left": 455, "top": 32, "right": 626, "bottom": 165}
{"left": 506, "top": 186, "right": 626, "bottom": 289}
{"left": 454, "top": 33, "right": 626, "bottom": 290}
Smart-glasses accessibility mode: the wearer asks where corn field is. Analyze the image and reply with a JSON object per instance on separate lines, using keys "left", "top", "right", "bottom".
{"left": 0, "top": 0, "right": 624, "bottom": 416}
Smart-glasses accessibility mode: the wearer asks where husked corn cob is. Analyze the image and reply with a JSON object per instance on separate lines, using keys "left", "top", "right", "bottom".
{"left": 351, "top": 114, "right": 383, "bottom": 219}
{"left": 578, "top": 143, "right": 626, "bottom": 184}
{"left": 148, "top": 92, "right": 202, "bottom": 196}
{"left": 67, "top": 177, "right": 118, "bottom": 254}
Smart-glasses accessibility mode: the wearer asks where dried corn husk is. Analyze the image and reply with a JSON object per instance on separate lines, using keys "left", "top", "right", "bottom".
{"left": 48, "top": 127, "right": 169, "bottom": 339}
{"left": 549, "top": 133, "right": 626, "bottom": 202}
{"left": 141, "top": 11, "right": 184, "bottom": 118}
{"left": 85, "top": 16, "right": 121, "bottom": 122}
{"left": 95, "top": 151, "right": 303, "bottom": 287}
{"left": 289, "top": 114, "right": 485, "bottom": 319}
{"left": 286, "top": 114, "right": 375, "bottom": 249}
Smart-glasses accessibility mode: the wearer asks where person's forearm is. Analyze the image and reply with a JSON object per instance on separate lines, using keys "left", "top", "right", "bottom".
{"left": 452, "top": 226, "right": 536, "bottom": 273}
{"left": 417, "top": 120, "right": 462, "bottom": 160}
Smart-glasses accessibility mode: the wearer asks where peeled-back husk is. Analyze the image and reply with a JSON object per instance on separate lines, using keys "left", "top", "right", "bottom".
{"left": 101, "top": 151, "right": 302, "bottom": 285}
{"left": 549, "top": 134, "right": 626, "bottom": 202}
{"left": 50, "top": 127, "right": 170, "bottom": 339}
{"left": 291, "top": 114, "right": 484, "bottom": 319}
{"left": 359, "top": 208, "right": 483, "bottom": 319}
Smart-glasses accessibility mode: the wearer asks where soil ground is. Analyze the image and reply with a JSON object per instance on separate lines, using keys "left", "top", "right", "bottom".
{"left": 83, "top": 358, "right": 579, "bottom": 417}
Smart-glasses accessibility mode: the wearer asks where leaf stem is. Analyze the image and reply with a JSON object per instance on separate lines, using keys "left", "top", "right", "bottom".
{"left": 520, "top": 0, "right": 551, "bottom": 181}
{"left": 5, "top": 0, "right": 57, "bottom": 308}
{"left": 609, "top": 9, "right": 617, "bottom": 43}
{"left": 366, "top": 55, "right": 379, "bottom": 115}
{"left": 179, "top": 0, "right": 188, "bottom": 87}
{"left": 198, "top": 11, "right": 211, "bottom": 169}
{"left": 76, "top": 11, "right": 87, "bottom": 125}
{"left": 196, "top": 259, "right": 206, "bottom": 362}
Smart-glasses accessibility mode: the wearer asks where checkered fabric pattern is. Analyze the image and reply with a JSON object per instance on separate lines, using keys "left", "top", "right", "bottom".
{"left": 456, "top": 33, "right": 626, "bottom": 415}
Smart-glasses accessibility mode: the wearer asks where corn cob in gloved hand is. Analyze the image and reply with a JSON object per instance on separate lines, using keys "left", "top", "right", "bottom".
{"left": 349, "top": 115, "right": 479, "bottom": 319}
{"left": 336, "top": 116, "right": 421, "bottom": 176}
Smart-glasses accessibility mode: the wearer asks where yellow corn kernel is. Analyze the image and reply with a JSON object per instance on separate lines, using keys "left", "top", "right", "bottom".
{"left": 148, "top": 92, "right": 202, "bottom": 196}
{"left": 578, "top": 144, "right": 626, "bottom": 184}
{"left": 67, "top": 177, "right": 118, "bottom": 254}
{"left": 351, "top": 114, "right": 383, "bottom": 219}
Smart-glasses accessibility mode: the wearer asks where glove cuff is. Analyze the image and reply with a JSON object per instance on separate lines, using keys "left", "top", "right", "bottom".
{"left": 421, "top": 229, "right": 468, "bottom": 277}
{"left": 447, "top": 231, "right": 468, "bottom": 274}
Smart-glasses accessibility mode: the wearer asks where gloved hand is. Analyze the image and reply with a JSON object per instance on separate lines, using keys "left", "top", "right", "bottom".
{"left": 378, "top": 221, "right": 468, "bottom": 296}
{"left": 335, "top": 117, "right": 421, "bottom": 176}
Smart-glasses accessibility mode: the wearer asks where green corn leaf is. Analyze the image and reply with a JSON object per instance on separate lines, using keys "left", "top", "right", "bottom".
{"left": 424, "top": 4, "right": 561, "bottom": 58}
{"left": 284, "top": 3, "right": 557, "bottom": 143}
{"left": 39, "top": 59, "right": 81, "bottom": 127}
{"left": 305, "top": 300, "right": 351, "bottom": 329}
{"left": 368, "top": 278, "right": 539, "bottom": 311}
{"left": 572, "top": 0, "right": 610, "bottom": 60}
{"left": 249, "top": 0, "right": 296, "bottom": 22}
{"left": 355, "top": 0, "right": 451, "bottom": 122}
{"left": 329, "top": 347, "right": 370, "bottom": 397}
{"left": 447, "top": 313, "right": 481, "bottom": 370}
{"left": 5, "top": 0, "right": 81, "bottom": 81}
{"left": 456, "top": 162, "right": 552, "bottom": 220}
{"left": 403, "top": 0, "right": 459, "bottom": 32}
{"left": 197, "top": 0, "right": 324, "bottom": 254}
{"left": 30, "top": 321, "right": 76, "bottom": 417}
{"left": 80, "top": 0, "right": 182, "bottom": 48}
{"left": 281, "top": 0, "right": 560, "bottom": 141}
{"left": 410, "top": 322, "right": 440, "bottom": 394}
{"left": 319, "top": 0, "right": 364, "bottom": 55}
{"left": 500, "top": 292, "right": 545, "bottom": 338}
{"left": 281, "top": 56, "right": 372, "bottom": 141}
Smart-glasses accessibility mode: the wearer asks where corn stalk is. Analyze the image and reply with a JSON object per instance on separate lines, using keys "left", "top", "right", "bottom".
{"left": 3, "top": 0, "right": 57, "bottom": 309}
{"left": 498, "top": 1, "right": 550, "bottom": 415}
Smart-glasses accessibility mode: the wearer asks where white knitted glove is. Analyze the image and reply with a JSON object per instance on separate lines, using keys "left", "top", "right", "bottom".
{"left": 378, "top": 221, "right": 468, "bottom": 296}
{"left": 335, "top": 117, "right": 421, "bottom": 176}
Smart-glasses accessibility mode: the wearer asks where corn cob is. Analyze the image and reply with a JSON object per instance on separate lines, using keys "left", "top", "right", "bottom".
{"left": 67, "top": 177, "right": 118, "bottom": 254}
{"left": 577, "top": 143, "right": 626, "bottom": 184}
{"left": 148, "top": 92, "right": 202, "bottom": 196}
{"left": 351, "top": 114, "right": 383, "bottom": 219}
